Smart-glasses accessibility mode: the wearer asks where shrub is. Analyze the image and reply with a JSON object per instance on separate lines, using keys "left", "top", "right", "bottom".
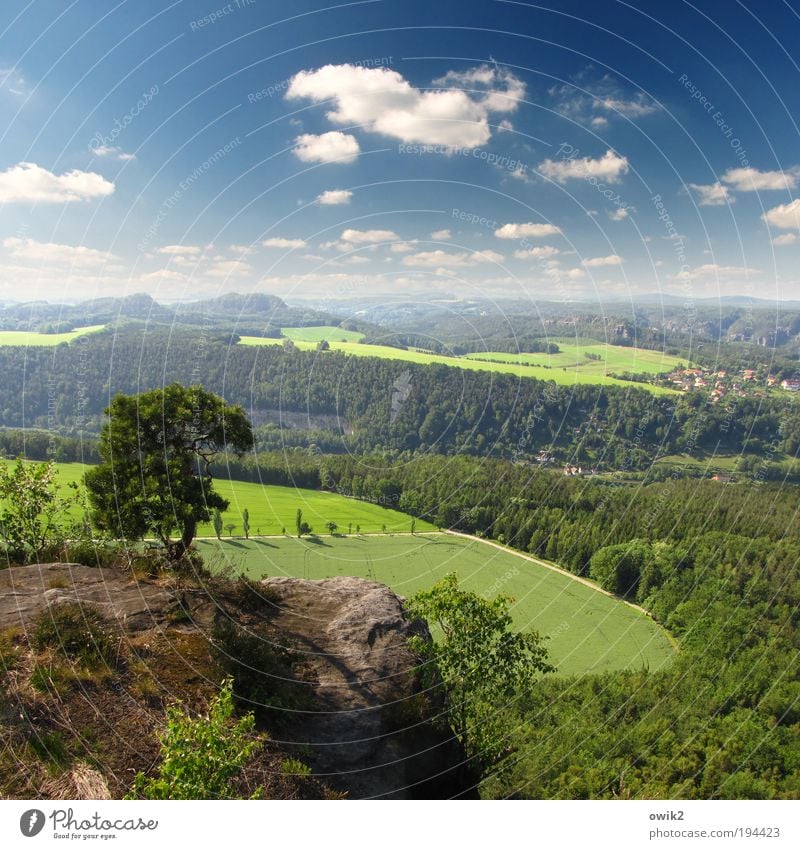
{"left": 32, "top": 603, "right": 119, "bottom": 668}
{"left": 127, "top": 679, "right": 264, "bottom": 800}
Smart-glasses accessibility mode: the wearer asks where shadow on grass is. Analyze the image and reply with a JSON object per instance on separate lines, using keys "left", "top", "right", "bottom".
{"left": 303, "top": 536, "right": 331, "bottom": 547}
{"left": 251, "top": 539, "right": 278, "bottom": 548}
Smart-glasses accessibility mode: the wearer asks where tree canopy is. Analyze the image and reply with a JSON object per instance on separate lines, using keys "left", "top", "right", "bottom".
{"left": 85, "top": 384, "right": 252, "bottom": 557}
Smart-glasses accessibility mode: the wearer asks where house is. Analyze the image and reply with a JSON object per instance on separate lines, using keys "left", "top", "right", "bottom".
{"left": 781, "top": 379, "right": 800, "bottom": 392}
{"left": 742, "top": 369, "right": 756, "bottom": 381}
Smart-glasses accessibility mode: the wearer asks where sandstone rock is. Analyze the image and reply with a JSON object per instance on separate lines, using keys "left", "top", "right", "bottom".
{"left": 261, "top": 576, "right": 474, "bottom": 799}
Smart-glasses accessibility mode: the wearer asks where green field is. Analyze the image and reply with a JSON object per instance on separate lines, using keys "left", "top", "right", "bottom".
{"left": 239, "top": 335, "right": 677, "bottom": 394}
{"left": 465, "top": 338, "right": 687, "bottom": 376}
{"left": 281, "top": 325, "right": 365, "bottom": 343}
{"left": 0, "top": 325, "right": 105, "bottom": 346}
{"left": 196, "top": 533, "right": 676, "bottom": 677}
{"left": 0, "top": 459, "right": 434, "bottom": 536}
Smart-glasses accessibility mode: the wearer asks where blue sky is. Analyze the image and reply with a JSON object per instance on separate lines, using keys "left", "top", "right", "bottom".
{"left": 2, "top": 0, "right": 800, "bottom": 305}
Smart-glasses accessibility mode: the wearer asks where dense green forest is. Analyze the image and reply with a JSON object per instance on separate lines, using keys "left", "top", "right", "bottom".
{"left": 1, "top": 327, "right": 799, "bottom": 473}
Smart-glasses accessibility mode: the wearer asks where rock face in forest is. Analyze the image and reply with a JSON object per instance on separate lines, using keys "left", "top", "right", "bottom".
{"left": 0, "top": 565, "right": 472, "bottom": 800}
{"left": 260, "top": 576, "right": 472, "bottom": 799}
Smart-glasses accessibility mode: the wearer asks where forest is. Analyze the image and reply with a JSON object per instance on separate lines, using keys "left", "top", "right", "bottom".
{"left": 1, "top": 326, "right": 799, "bottom": 474}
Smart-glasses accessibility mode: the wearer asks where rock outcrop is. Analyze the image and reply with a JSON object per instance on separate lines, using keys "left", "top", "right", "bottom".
{"left": 261, "top": 576, "right": 473, "bottom": 799}
{"left": 0, "top": 565, "right": 474, "bottom": 799}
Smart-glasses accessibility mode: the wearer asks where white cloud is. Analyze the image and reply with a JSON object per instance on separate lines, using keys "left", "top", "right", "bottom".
{"left": 390, "top": 241, "right": 418, "bottom": 253}
{"left": 157, "top": 245, "right": 202, "bottom": 256}
{"left": 343, "top": 255, "right": 369, "bottom": 265}
{"left": 566, "top": 268, "right": 586, "bottom": 279}
{"left": 402, "top": 248, "right": 502, "bottom": 268}
{"left": 608, "top": 208, "right": 629, "bottom": 221}
{"left": 688, "top": 182, "right": 734, "bottom": 206}
{"left": 538, "top": 149, "right": 629, "bottom": 184}
{"left": 0, "top": 67, "right": 26, "bottom": 97}
{"left": 772, "top": 233, "right": 797, "bottom": 246}
{"left": 93, "top": 144, "right": 136, "bottom": 162}
{"left": 762, "top": 198, "right": 800, "bottom": 229}
{"left": 140, "top": 269, "right": 186, "bottom": 283}
{"left": 2, "top": 236, "right": 116, "bottom": 268}
{"left": 431, "top": 229, "right": 452, "bottom": 240}
{"left": 722, "top": 166, "right": 800, "bottom": 191}
{"left": 677, "top": 263, "right": 757, "bottom": 281}
{"left": 494, "top": 222, "right": 562, "bottom": 239}
{"left": 293, "top": 132, "right": 360, "bottom": 164}
{"left": 340, "top": 228, "right": 398, "bottom": 244}
{"left": 286, "top": 63, "right": 525, "bottom": 149}
{"left": 514, "top": 246, "right": 560, "bottom": 260}
{"left": 206, "top": 259, "right": 251, "bottom": 278}
{"left": 583, "top": 254, "right": 623, "bottom": 267}
{"left": 0, "top": 161, "right": 115, "bottom": 203}
{"left": 549, "top": 75, "right": 659, "bottom": 125}
{"left": 263, "top": 237, "right": 307, "bottom": 249}
{"left": 316, "top": 189, "right": 353, "bottom": 205}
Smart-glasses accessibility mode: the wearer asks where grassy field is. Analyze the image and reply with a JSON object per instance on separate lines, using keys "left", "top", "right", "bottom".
{"left": 0, "top": 459, "right": 435, "bottom": 535}
{"left": 281, "top": 325, "right": 365, "bottom": 343}
{"left": 0, "top": 325, "right": 105, "bottom": 346}
{"left": 465, "top": 338, "right": 687, "bottom": 376}
{"left": 196, "top": 533, "right": 676, "bottom": 677}
{"left": 239, "top": 335, "right": 678, "bottom": 394}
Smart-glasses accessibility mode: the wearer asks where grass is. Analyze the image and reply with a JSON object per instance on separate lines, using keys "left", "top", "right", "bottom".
{"left": 465, "top": 338, "right": 688, "bottom": 376}
{"left": 0, "top": 459, "right": 435, "bottom": 536}
{"left": 238, "top": 335, "right": 678, "bottom": 395}
{"left": 281, "top": 326, "right": 365, "bottom": 343}
{"left": 196, "top": 533, "right": 676, "bottom": 677}
{"left": 0, "top": 325, "right": 105, "bottom": 346}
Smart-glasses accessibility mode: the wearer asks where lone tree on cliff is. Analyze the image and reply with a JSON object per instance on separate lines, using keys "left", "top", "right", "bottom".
{"left": 85, "top": 384, "right": 252, "bottom": 559}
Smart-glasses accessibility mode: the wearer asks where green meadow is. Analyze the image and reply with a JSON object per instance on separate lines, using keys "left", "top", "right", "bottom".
{"left": 196, "top": 532, "right": 676, "bottom": 677}
{"left": 0, "top": 459, "right": 434, "bottom": 535}
{"left": 0, "top": 325, "right": 105, "bottom": 346}
{"left": 281, "top": 325, "right": 365, "bottom": 343}
{"left": 239, "top": 332, "right": 678, "bottom": 394}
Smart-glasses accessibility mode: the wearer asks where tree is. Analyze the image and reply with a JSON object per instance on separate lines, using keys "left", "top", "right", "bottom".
{"left": 326, "top": 521, "right": 337, "bottom": 535}
{"left": 295, "top": 508, "right": 302, "bottom": 538}
{"left": 242, "top": 508, "right": 250, "bottom": 540}
{"left": 0, "top": 459, "right": 78, "bottom": 563}
{"left": 348, "top": 522, "right": 352, "bottom": 535}
{"left": 84, "top": 384, "right": 252, "bottom": 559}
{"left": 411, "top": 518, "right": 416, "bottom": 535}
{"left": 316, "top": 339, "right": 330, "bottom": 351}
{"left": 225, "top": 523, "right": 236, "bottom": 537}
{"left": 127, "top": 679, "right": 264, "bottom": 800}
{"left": 212, "top": 509, "right": 223, "bottom": 540}
{"left": 406, "top": 573, "right": 554, "bottom": 767}
{"left": 298, "top": 521, "right": 312, "bottom": 536}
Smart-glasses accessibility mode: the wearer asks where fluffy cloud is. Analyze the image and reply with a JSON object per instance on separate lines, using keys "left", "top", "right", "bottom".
{"left": 688, "top": 182, "right": 734, "bottom": 206}
{"left": 263, "top": 237, "right": 307, "bottom": 248}
{"left": 514, "top": 246, "right": 560, "bottom": 259}
{"left": 157, "top": 245, "right": 202, "bottom": 255}
{"left": 286, "top": 63, "right": 525, "bottom": 149}
{"left": 93, "top": 144, "right": 136, "bottom": 162}
{"left": 608, "top": 208, "right": 629, "bottom": 221}
{"left": 293, "top": 132, "right": 360, "bottom": 164}
{"left": 762, "top": 198, "right": 800, "bottom": 229}
{"left": 402, "top": 248, "right": 502, "bottom": 268}
{"left": 538, "top": 150, "right": 629, "bottom": 184}
{"left": 722, "top": 166, "right": 800, "bottom": 191}
{"left": 0, "top": 161, "right": 115, "bottom": 203}
{"left": 2, "top": 236, "right": 116, "bottom": 268}
{"left": 583, "top": 254, "right": 623, "bottom": 267}
{"left": 316, "top": 189, "right": 353, "bottom": 205}
{"left": 772, "top": 233, "right": 797, "bottom": 246}
{"left": 494, "top": 222, "right": 562, "bottom": 239}
{"left": 431, "top": 229, "right": 452, "bottom": 240}
{"left": 341, "top": 228, "right": 398, "bottom": 244}
{"left": 0, "top": 67, "right": 26, "bottom": 96}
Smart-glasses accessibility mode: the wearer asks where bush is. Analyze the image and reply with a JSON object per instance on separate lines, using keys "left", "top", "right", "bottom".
{"left": 127, "top": 679, "right": 264, "bottom": 800}
{"left": 32, "top": 603, "right": 119, "bottom": 668}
